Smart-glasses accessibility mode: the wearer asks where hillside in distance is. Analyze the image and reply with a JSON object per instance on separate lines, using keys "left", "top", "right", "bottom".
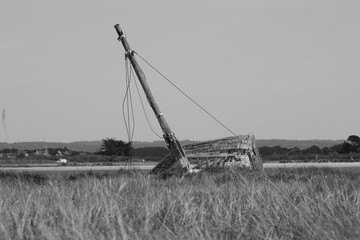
{"left": 255, "top": 139, "right": 344, "bottom": 149}
{"left": 0, "top": 141, "right": 103, "bottom": 153}
{"left": 0, "top": 139, "right": 344, "bottom": 153}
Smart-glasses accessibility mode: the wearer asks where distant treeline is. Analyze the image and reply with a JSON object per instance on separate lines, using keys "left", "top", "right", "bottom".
{"left": 1, "top": 135, "right": 359, "bottom": 163}
{"left": 259, "top": 135, "right": 360, "bottom": 162}
{"left": 258, "top": 145, "right": 360, "bottom": 162}
{"left": 0, "top": 139, "right": 346, "bottom": 153}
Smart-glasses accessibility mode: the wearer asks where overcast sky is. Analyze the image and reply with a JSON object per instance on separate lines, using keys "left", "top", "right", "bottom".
{"left": 1, "top": 0, "right": 359, "bottom": 143}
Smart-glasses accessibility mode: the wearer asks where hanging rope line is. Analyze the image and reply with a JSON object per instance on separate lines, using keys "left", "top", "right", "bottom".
{"left": 131, "top": 66, "right": 163, "bottom": 139}
{"left": 123, "top": 56, "right": 136, "bottom": 167}
{"left": 122, "top": 55, "right": 164, "bottom": 168}
{"left": 134, "top": 51, "right": 238, "bottom": 137}
{"left": 123, "top": 57, "right": 135, "bottom": 142}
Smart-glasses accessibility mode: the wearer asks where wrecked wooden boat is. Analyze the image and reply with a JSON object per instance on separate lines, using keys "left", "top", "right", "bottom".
{"left": 184, "top": 135, "right": 263, "bottom": 171}
{"left": 114, "top": 24, "right": 263, "bottom": 175}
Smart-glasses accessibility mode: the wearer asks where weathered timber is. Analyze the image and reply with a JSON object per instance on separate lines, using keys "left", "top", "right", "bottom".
{"left": 184, "top": 135, "right": 253, "bottom": 153}
{"left": 184, "top": 135, "right": 263, "bottom": 171}
{"left": 150, "top": 149, "right": 189, "bottom": 175}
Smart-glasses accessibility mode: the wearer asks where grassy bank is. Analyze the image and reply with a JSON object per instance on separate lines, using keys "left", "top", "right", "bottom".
{"left": 0, "top": 168, "right": 359, "bottom": 239}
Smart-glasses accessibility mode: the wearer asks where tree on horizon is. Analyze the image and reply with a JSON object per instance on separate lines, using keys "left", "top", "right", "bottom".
{"left": 97, "top": 138, "right": 132, "bottom": 156}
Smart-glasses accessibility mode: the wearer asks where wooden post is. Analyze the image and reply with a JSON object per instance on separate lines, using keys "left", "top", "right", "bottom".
{"left": 114, "top": 24, "right": 190, "bottom": 174}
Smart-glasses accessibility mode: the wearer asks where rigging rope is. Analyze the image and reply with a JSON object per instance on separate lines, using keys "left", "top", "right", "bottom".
{"left": 123, "top": 57, "right": 136, "bottom": 167}
{"left": 122, "top": 56, "right": 163, "bottom": 168}
{"left": 134, "top": 51, "right": 238, "bottom": 137}
{"left": 131, "top": 66, "right": 163, "bottom": 139}
{"left": 125, "top": 55, "right": 163, "bottom": 139}
{"left": 123, "top": 57, "right": 135, "bottom": 142}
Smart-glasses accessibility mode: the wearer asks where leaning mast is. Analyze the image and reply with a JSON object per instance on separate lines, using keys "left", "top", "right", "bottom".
{"left": 114, "top": 24, "right": 190, "bottom": 174}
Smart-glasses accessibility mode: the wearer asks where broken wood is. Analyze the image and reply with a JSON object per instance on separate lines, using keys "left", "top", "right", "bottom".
{"left": 184, "top": 135, "right": 263, "bottom": 171}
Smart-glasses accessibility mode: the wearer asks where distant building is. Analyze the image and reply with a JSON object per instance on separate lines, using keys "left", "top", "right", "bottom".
{"left": 35, "top": 149, "right": 50, "bottom": 156}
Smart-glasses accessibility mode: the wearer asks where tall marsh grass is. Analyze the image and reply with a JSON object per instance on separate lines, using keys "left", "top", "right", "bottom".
{"left": 0, "top": 168, "right": 359, "bottom": 239}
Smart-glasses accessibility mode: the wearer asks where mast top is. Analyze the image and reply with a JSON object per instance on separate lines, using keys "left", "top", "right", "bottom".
{"left": 114, "top": 24, "right": 124, "bottom": 40}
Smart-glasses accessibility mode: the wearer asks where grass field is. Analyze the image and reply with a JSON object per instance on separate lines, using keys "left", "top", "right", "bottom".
{"left": 0, "top": 167, "right": 359, "bottom": 239}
